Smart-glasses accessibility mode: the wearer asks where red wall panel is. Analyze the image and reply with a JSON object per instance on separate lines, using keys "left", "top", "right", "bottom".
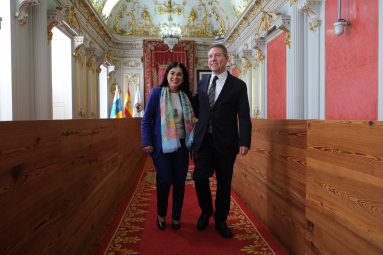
{"left": 325, "top": 0, "right": 378, "bottom": 120}
{"left": 267, "top": 33, "right": 286, "bottom": 119}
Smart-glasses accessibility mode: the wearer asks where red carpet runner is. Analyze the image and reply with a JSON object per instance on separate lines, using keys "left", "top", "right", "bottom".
{"left": 98, "top": 158, "right": 287, "bottom": 255}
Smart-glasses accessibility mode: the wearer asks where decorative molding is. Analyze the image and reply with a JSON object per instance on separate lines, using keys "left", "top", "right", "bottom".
{"left": 240, "top": 50, "right": 253, "bottom": 75}
{"left": 15, "top": 0, "right": 40, "bottom": 26}
{"left": 73, "top": 35, "right": 85, "bottom": 52}
{"left": 74, "top": 0, "right": 112, "bottom": 45}
{"left": 274, "top": 15, "right": 291, "bottom": 48}
{"left": 251, "top": 38, "right": 265, "bottom": 69}
{"left": 122, "top": 59, "right": 142, "bottom": 68}
{"left": 297, "top": 0, "right": 322, "bottom": 32}
{"left": 196, "top": 58, "right": 209, "bottom": 69}
{"left": 96, "top": 56, "right": 106, "bottom": 67}
{"left": 125, "top": 73, "right": 140, "bottom": 89}
{"left": 110, "top": 79, "right": 121, "bottom": 94}
{"left": 254, "top": 48, "right": 265, "bottom": 69}
{"left": 47, "top": 20, "right": 58, "bottom": 42}
{"left": 86, "top": 47, "right": 96, "bottom": 68}
{"left": 226, "top": 0, "right": 286, "bottom": 44}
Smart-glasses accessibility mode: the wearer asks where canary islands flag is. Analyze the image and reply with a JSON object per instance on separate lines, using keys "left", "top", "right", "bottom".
{"left": 110, "top": 89, "right": 123, "bottom": 118}
{"left": 124, "top": 86, "right": 133, "bottom": 118}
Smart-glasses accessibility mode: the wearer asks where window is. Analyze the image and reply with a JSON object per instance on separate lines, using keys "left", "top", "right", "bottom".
{"left": 0, "top": 0, "right": 12, "bottom": 120}
{"left": 99, "top": 65, "right": 108, "bottom": 118}
{"left": 51, "top": 27, "right": 72, "bottom": 119}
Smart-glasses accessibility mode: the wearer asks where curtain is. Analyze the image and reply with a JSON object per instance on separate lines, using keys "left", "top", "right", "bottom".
{"left": 143, "top": 40, "right": 195, "bottom": 102}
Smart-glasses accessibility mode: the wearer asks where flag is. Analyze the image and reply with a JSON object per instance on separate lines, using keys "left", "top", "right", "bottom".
{"left": 124, "top": 86, "right": 133, "bottom": 118}
{"left": 133, "top": 88, "right": 144, "bottom": 117}
{"left": 110, "top": 89, "right": 123, "bottom": 118}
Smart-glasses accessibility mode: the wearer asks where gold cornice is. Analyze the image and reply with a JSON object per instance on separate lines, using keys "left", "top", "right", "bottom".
{"left": 75, "top": 0, "right": 112, "bottom": 44}
{"left": 227, "top": 2, "right": 259, "bottom": 43}
{"left": 226, "top": 0, "right": 288, "bottom": 43}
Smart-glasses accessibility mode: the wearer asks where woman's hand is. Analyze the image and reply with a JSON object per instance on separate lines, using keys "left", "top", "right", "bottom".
{"left": 143, "top": 146, "right": 153, "bottom": 153}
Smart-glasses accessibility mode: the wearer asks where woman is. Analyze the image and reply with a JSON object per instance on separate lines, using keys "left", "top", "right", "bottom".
{"left": 141, "top": 62, "right": 195, "bottom": 230}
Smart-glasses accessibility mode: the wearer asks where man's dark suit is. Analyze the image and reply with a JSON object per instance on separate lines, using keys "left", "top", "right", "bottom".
{"left": 192, "top": 71, "right": 252, "bottom": 223}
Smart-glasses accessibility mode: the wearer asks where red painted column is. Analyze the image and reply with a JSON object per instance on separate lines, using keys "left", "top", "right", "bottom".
{"left": 267, "top": 33, "right": 286, "bottom": 119}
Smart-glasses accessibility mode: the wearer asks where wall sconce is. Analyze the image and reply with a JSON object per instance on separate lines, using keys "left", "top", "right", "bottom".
{"left": 333, "top": 0, "right": 349, "bottom": 36}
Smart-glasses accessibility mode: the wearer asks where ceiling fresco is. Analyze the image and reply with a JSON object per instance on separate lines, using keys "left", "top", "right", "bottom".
{"left": 89, "top": 0, "right": 252, "bottom": 39}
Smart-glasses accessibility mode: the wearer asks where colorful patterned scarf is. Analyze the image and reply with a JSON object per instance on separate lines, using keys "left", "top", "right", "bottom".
{"left": 160, "top": 87, "right": 194, "bottom": 153}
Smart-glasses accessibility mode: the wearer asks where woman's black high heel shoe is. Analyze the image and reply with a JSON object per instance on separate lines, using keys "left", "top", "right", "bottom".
{"left": 157, "top": 216, "right": 166, "bottom": 230}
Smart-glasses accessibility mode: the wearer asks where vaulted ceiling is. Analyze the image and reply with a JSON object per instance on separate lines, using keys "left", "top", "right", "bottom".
{"left": 89, "top": 0, "right": 252, "bottom": 39}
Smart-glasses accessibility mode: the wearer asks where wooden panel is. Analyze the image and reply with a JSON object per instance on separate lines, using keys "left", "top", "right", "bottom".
{"left": 306, "top": 121, "right": 383, "bottom": 254}
{"left": 0, "top": 119, "right": 146, "bottom": 255}
{"left": 233, "top": 120, "right": 307, "bottom": 255}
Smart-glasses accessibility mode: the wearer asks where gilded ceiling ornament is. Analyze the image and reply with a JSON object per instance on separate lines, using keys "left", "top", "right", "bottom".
{"left": 112, "top": 3, "right": 155, "bottom": 36}
{"left": 91, "top": 0, "right": 107, "bottom": 15}
{"left": 156, "top": 0, "right": 184, "bottom": 16}
{"left": 290, "top": 0, "right": 298, "bottom": 5}
{"left": 189, "top": 8, "right": 197, "bottom": 22}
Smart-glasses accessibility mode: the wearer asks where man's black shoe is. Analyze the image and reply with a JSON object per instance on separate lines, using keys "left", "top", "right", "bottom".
{"left": 197, "top": 214, "right": 210, "bottom": 230}
{"left": 215, "top": 221, "right": 233, "bottom": 238}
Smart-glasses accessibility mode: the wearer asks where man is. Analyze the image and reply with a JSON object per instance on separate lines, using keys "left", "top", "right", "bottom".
{"left": 192, "top": 44, "right": 252, "bottom": 238}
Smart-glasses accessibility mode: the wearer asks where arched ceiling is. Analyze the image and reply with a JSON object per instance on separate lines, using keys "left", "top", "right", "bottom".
{"left": 89, "top": 0, "right": 252, "bottom": 40}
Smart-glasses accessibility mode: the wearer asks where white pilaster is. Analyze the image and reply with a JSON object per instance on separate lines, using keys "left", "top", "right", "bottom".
{"left": 252, "top": 38, "right": 266, "bottom": 118}
{"left": 298, "top": 0, "right": 325, "bottom": 119}
{"left": 32, "top": 0, "right": 51, "bottom": 119}
{"left": 379, "top": 0, "right": 383, "bottom": 120}
{"left": 286, "top": 5, "right": 305, "bottom": 119}
{"left": 240, "top": 49, "right": 253, "bottom": 116}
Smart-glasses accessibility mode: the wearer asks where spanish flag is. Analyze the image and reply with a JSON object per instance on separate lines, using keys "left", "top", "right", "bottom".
{"left": 110, "top": 89, "right": 123, "bottom": 118}
{"left": 124, "top": 86, "right": 133, "bottom": 118}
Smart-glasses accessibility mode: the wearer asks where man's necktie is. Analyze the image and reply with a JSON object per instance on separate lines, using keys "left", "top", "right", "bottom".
{"left": 208, "top": 76, "right": 218, "bottom": 107}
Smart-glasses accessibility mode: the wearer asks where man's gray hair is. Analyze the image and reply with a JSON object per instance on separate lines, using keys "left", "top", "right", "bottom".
{"left": 208, "top": 44, "right": 228, "bottom": 57}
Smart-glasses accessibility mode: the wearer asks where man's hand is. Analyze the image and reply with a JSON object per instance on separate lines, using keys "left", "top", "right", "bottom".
{"left": 239, "top": 146, "right": 249, "bottom": 156}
